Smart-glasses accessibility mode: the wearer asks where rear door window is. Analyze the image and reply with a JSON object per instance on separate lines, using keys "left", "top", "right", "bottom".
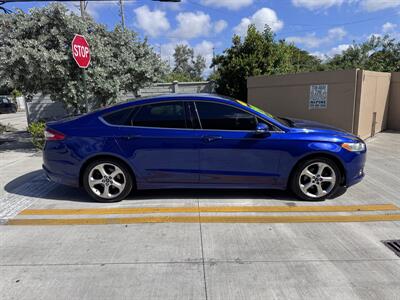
{"left": 132, "top": 101, "right": 187, "bottom": 129}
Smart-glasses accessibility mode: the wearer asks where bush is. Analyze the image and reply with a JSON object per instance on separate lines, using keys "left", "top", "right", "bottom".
{"left": 27, "top": 121, "right": 46, "bottom": 150}
{"left": 11, "top": 89, "right": 22, "bottom": 101}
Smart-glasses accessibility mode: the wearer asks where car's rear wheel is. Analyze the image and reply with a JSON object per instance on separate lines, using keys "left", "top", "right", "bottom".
{"left": 290, "top": 158, "right": 341, "bottom": 201}
{"left": 83, "top": 159, "right": 133, "bottom": 202}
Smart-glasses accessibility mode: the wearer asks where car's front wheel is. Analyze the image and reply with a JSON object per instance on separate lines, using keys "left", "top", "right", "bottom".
{"left": 290, "top": 158, "right": 341, "bottom": 201}
{"left": 83, "top": 159, "right": 133, "bottom": 202}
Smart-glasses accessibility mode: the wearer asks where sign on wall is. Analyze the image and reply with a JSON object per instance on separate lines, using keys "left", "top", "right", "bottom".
{"left": 309, "top": 84, "right": 328, "bottom": 109}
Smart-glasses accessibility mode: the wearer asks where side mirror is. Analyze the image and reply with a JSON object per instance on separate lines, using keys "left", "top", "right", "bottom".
{"left": 255, "top": 123, "right": 269, "bottom": 135}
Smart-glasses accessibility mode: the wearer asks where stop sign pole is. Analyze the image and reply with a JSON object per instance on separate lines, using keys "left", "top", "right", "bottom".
{"left": 72, "top": 34, "right": 90, "bottom": 113}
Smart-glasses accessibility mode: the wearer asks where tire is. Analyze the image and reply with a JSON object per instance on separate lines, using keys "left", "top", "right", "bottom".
{"left": 83, "top": 158, "right": 133, "bottom": 203}
{"left": 290, "top": 157, "right": 341, "bottom": 201}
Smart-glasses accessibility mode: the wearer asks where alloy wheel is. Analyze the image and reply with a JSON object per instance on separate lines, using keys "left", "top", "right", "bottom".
{"left": 88, "top": 163, "right": 126, "bottom": 200}
{"left": 298, "top": 162, "right": 336, "bottom": 198}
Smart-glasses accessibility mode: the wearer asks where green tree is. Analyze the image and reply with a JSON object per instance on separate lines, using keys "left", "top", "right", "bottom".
{"left": 0, "top": 3, "right": 166, "bottom": 112}
{"left": 288, "top": 45, "right": 323, "bottom": 73}
{"left": 163, "top": 44, "right": 206, "bottom": 82}
{"left": 192, "top": 55, "right": 207, "bottom": 80}
{"left": 173, "top": 45, "right": 194, "bottom": 75}
{"left": 326, "top": 35, "right": 400, "bottom": 72}
{"left": 211, "top": 25, "right": 321, "bottom": 101}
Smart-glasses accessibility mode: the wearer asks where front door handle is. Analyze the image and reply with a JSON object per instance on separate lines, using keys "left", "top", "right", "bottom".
{"left": 202, "top": 135, "right": 223, "bottom": 143}
{"left": 122, "top": 135, "right": 141, "bottom": 140}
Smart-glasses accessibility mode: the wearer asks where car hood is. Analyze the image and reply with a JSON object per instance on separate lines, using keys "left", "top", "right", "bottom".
{"left": 285, "top": 117, "right": 362, "bottom": 140}
{"left": 286, "top": 117, "right": 347, "bottom": 132}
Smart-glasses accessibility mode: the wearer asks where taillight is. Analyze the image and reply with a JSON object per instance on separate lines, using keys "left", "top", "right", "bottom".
{"left": 44, "top": 128, "right": 65, "bottom": 141}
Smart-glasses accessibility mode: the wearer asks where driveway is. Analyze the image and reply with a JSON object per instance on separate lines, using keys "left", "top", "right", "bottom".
{"left": 0, "top": 111, "right": 36, "bottom": 199}
{"left": 0, "top": 131, "right": 399, "bottom": 299}
{"left": 0, "top": 111, "right": 27, "bottom": 132}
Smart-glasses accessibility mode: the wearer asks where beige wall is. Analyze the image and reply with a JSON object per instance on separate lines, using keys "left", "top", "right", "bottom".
{"left": 388, "top": 73, "right": 400, "bottom": 131}
{"left": 248, "top": 70, "right": 359, "bottom": 133}
{"left": 248, "top": 69, "right": 396, "bottom": 139}
{"left": 355, "top": 71, "right": 391, "bottom": 139}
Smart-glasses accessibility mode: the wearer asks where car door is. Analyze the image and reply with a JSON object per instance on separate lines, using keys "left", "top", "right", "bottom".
{"left": 194, "top": 101, "right": 283, "bottom": 187}
{"left": 113, "top": 101, "right": 200, "bottom": 184}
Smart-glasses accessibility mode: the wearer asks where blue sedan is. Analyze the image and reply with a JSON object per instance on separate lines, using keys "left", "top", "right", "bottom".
{"left": 43, "top": 94, "right": 366, "bottom": 202}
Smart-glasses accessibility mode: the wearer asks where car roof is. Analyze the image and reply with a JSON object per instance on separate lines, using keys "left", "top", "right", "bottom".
{"left": 89, "top": 93, "right": 236, "bottom": 117}
{"left": 96, "top": 93, "right": 234, "bottom": 113}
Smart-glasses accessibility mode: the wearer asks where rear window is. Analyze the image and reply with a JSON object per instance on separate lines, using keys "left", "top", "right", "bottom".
{"left": 132, "top": 101, "right": 186, "bottom": 129}
{"left": 102, "top": 107, "right": 137, "bottom": 126}
{"left": 0, "top": 97, "right": 10, "bottom": 104}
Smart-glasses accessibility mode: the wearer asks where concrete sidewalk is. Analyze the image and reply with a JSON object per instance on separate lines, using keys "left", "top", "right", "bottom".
{"left": 0, "top": 111, "right": 27, "bottom": 132}
{"left": 0, "top": 111, "right": 38, "bottom": 199}
{"left": 0, "top": 132, "right": 399, "bottom": 299}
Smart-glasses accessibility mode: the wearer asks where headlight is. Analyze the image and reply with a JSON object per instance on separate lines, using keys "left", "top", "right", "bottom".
{"left": 341, "top": 142, "right": 366, "bottom": 152}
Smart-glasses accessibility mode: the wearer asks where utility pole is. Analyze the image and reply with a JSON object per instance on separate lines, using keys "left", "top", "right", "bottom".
{"left": 80, "top": 0, "right": 89, "bottom": 113}
{"left": 79, "top": 0, "right": 86, "bottom": 18}
{"left": 118, "top": 0, "right": 125, "bottom": 30}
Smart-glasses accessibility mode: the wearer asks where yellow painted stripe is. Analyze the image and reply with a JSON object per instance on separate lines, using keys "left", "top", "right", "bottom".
{"left": 7, "top": 214, "right": 400, "bottom": 226}
{"left": 19, "top": 204, "right": 399, "bottom": 216}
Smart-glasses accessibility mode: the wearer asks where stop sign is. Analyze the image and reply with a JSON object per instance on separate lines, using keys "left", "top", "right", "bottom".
{"left": 71, "top": 34, "right": 91, "bottom": 68}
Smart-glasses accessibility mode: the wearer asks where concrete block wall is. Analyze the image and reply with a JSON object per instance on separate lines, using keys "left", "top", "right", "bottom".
{"left": 138, "top": 84, "right": 173, "bottom": 97}
{"left": 138, "top": 81, "right": 215, "bottom": 97}
{"left": 26, "top": 96, "right": 68, "bottom": 123}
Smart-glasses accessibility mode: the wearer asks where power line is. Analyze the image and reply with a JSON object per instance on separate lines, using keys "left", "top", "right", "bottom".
{"left": 186, "top": 0, "right": 226, "bottom": 15}
{"left": 184, "top": 0, "right": 400, "bottom": 38}
{"left": 280, "top": 12, "right": 400, "bottom": 36}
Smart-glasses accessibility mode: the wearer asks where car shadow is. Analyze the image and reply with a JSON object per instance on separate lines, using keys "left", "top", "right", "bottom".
{"left": 4, "top": 170, "right": 331, "bottom": 204}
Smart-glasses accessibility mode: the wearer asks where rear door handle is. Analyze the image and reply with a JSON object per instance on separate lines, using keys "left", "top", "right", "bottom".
{"left": 202, "top": 135, "right": 223, "bottom": 143}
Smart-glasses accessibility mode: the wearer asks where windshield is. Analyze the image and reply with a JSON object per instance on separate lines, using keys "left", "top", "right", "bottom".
{"left": 0, "top": 97, "right": 10, "bottom": 103}
{"left": 234, "top": 99, "right": 292, "bottom": 127}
